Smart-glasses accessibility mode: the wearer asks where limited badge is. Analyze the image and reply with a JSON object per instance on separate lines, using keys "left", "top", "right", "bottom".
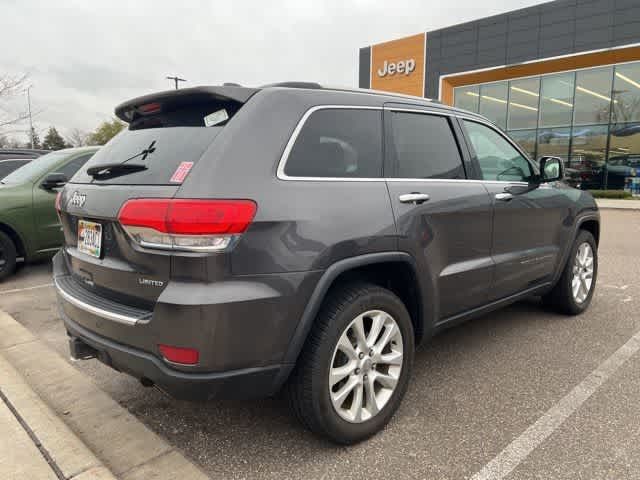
{"left": 170, "top": 161, "right": 194, "bottom": 183}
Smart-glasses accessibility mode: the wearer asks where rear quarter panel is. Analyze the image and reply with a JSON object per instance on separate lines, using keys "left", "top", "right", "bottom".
{"left": 177, "top": 89, "right": 398, "bottom": 275}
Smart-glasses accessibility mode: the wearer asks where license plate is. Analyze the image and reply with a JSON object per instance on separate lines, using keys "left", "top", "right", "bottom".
{"left": 77, "top": 220, "right": 102, "bottom": 258}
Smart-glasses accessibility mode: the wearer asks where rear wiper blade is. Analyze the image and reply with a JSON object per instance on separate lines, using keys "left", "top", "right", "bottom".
{"left": 87, "top": 162, "right": 148, "bottom": 179}
{"left": 87, "top": 140, "right": 157, "bottom": 179}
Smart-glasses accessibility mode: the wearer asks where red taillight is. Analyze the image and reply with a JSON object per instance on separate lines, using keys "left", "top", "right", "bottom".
{"left": 118, "top": 199, "right": 257, "bottom": 252}
{"left": 118, "top": 199, "right": 169, "bottom": 233}
{"left": 158, "top": 344, "right": 199, "bottom": 365}
{"left": 55, "top": 191, "right": 62, "bottom": 212}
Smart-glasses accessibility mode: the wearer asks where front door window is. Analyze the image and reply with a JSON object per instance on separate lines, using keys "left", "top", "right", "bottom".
{"left": 463, "top": 120, "right": 533, "bottom": 182}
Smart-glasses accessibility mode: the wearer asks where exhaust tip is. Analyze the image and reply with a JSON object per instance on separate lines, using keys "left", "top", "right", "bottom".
{"left": 140, "top": 377, "right": 154, "bottom": 388}
{"left": 68, "top": 337, "right": 98, "bottom": 361}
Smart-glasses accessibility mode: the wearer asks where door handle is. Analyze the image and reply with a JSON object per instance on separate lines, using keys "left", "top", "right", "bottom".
{"left": 399, "top": 193, "right": 430, "bottom": 204}
{"left": 495, "top": 192, "right": 513, "bottom": 201}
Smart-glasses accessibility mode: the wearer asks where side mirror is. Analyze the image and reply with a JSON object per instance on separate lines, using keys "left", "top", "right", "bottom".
{"left": 539, "top": 156, "right": 564, "bottom": 182}
{"left": 41, "top": 172, "right": 68, "bottom": 190}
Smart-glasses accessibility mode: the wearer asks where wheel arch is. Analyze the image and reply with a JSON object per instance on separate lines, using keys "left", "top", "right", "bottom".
{"left": 578, "top": 218, "right": 600, "bottom": 246}
{"left": 550, "top": 213, "right": 600, "bottom": 288}
{"left": 0, "top": 221, "right": 27, "bottom": 260}
{"left": 273, "top": 252, "right": 427, "bottom": 391}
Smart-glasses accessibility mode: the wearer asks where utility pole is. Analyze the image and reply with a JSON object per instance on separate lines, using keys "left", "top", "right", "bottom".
{"left": 166, "top": 76, "right": 186, "bottom": 90}
{"left": 26, "top": 85, "right": 34, "bottom": 149}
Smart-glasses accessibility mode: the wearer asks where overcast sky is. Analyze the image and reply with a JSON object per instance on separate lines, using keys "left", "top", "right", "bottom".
{"left": 1, "top": 0, "right": 544, "bottom": 142}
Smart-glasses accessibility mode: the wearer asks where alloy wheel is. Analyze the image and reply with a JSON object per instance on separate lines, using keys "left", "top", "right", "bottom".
{"left": 572, "top": 242, "right": 594, "bottom": 304}
{"left": 329, "top": 310, "right": 403, "bottom": 423}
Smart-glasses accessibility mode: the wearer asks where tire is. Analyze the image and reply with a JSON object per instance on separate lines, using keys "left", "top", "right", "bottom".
{"left": 543, "top": 230, "right": 598, "bottom": 315}
{"left": 286, "top": 282, "right": 415, "bottom": 444}
{"left": 0, "top": 231, "right": 17, "bottom": 282}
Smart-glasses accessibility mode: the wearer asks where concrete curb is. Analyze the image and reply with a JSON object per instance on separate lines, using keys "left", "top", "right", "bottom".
{"left": 0, "top": 354, "right": 117, "bottom": 480}
{"left": 0, "top": 310, "right": 210, "bottom": 480}
{"left": 596, "top": 206, "right": 640, "bottom": 211}
{"left": 595, "top": 200, "right": 640, "bottom": 211}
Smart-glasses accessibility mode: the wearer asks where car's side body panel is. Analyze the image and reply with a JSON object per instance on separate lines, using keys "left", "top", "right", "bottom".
{"left": 0, "top": 148, "right": 98, "bottom": 262}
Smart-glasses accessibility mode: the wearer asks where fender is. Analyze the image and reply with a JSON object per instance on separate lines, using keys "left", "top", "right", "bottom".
{"left": 271, "top": 251, "right": 426, "bottom": 391}
{"left": 550, "top": 210, "right": 600, "bottom": 287}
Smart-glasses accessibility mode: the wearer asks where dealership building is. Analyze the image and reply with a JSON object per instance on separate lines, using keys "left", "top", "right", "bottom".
{"left": 359, "top": 0, "right": 640, "bottom": 191}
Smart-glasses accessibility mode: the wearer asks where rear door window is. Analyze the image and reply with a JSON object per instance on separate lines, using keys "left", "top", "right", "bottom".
{"left": 72, "top": 100, "right": 239, "bottom": 185}
{"left": 284, "top": 108, "right": 383, "bottom": 178}
{"left": 386, "top": 111, "right": 466, "bottom": 179}
{"left": 0, "top": 160, "right": 28, "bottom": 178}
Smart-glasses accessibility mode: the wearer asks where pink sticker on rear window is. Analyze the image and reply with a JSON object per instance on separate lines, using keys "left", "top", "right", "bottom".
{"left": 170, "top": 162, "right": 194, "bottom": 183}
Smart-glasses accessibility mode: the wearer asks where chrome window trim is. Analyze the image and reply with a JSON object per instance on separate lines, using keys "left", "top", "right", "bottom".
{"left": 276, "top": 105, "right": 384, "bottom": 182}
{"left": 54, "top": 277, "right": 139, "bottom": 326}
{"left": 276, "top": 104, "right": 534, "bottom": 184}
{"left": 458, "top": 116, "right": 539, "bottom": 177}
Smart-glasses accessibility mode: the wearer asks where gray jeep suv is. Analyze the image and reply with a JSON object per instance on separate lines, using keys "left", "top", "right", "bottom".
{"left": 54, "top": 83, "right": 599, "bottom": 444}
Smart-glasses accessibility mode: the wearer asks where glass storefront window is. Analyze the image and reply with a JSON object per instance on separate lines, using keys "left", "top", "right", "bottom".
{"left": 449, "top": 60, "right": 640, "bottom": 190}
{"left": 607, "top": 122, "right": 640, "bottom": 190}
{"left": 454, "top": 85, "right": 480, "bottom": 113}
{"left": 539, "top": 72, "right": 575, "bottom": 127}
{"left": 508, "top": 129, "right": 537, "bottom": 159}
{"left": 612, "top": 63, "right": 640, "bottom": 123}
{"left": 479, "top": 82, "right": 508, "bottom": 129}
{"left": 508, "top": 78, "right": 540, "bottom": 130}
{"left": 573, "top": 67, "right": 613, "bottom": 125}
{"left": 537, "top": 127, "right": 571, "bottom": 162}
{"left": 569, "top": 125, "right": 608, "bottom": 189}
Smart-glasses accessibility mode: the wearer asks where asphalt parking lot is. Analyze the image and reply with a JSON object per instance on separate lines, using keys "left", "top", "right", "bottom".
{"left": 1, "top": 209, "right": 639, "bottom": 480}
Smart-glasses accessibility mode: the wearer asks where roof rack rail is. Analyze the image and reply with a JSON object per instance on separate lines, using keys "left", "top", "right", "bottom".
{"left": 222, "top": 82, "right": 242, "bottom": 87}
{"left": 260, "top": 81, "right": 322, "bottom": 89}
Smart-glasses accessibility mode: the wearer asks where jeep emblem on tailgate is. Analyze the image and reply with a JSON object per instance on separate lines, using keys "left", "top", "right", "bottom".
{"left": 70, "top": 191, "right": 86, "bottom": 208}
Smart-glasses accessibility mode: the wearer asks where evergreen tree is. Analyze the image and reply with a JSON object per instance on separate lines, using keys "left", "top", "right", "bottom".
{"left": 41, "top": 126, "right": 67, "bottom": 150}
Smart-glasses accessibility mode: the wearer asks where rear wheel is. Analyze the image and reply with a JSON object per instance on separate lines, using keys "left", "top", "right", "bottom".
{"left": 543, "top": 230, "right": 597, "bottom": 315}
{"left": 286, "top": 283, "right": 414, "bottom": 444}
{"left": 0, "top": 231, "right": 17, "bottom": 282}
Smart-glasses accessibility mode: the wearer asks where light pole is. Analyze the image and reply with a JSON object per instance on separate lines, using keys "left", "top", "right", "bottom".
{"left": 166, "top": 76, "right": 186, "bottom": 90}
{"left": 26, "top": 86, "right": 34, "bottom": 149}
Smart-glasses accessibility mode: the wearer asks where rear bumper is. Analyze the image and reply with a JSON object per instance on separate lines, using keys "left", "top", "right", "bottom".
{"left": 53, "top": 250, "right": 320, "bottom": 399}
{"left": 62, "top": 311, "right": 283, "bottom": 400}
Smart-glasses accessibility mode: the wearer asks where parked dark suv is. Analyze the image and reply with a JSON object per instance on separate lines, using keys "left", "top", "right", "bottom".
{"left": 54, "top": 84, "right": 600, "bottom": 444}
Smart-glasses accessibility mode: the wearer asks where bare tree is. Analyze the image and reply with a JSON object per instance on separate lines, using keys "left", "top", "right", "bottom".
{"left": 0, "top": 74, "right": 29, "bottom": 130}
{"left": 66, "top": 128, "right": 89, "bottom": 147}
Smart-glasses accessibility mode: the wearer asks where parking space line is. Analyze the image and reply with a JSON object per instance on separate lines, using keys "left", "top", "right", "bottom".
{"left": 0, "top": 284, "right": 53, "bottom": 295}
{"left": 470, "top": 329, "right": 640, "bottom": 480}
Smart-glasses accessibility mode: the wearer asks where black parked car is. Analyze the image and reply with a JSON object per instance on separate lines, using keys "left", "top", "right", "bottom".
{"left": 54, "top": 84, "right": 599, "bottom": 444}
{"left": 0, "top": 148, "right": 49, "bottom": 161}
{"left": 0, "top": 158, "right": 31, "bottom": 179}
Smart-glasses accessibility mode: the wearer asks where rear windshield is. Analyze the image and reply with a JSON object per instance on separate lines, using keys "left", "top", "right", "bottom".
{"left": 72, "top": 101, "right": 236, "bottom": 185}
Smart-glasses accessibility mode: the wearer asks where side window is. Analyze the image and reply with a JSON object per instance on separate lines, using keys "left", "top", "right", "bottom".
{"left": 387, "top": 111, "right": 465, "bottom": 179}
{"left": 57, "top": 153, "right": 94, "bottom": 179}
{"left": 284, "top": 109, "right": 382, "bottom": 178}
{"left": 463, "top": 120, "right": 533, "bottom": 182}
{"left": 0, "top": 161, "right": 24, "bottom": 177}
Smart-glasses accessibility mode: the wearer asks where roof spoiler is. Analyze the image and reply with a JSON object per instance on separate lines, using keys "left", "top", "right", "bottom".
{"left": 114, "top": 86, "right": 259, "bottom": 123}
